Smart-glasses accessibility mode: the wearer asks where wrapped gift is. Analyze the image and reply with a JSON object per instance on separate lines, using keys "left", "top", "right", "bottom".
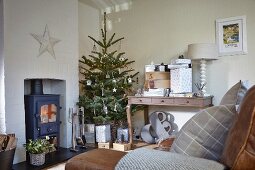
{"left": 85, "top": 124, "right": 95, "bottom": 133}
{"left": 96, "top": 124, "right": 111, "bottom": 143}
{"left": 84, "top": 124, "right": 95, "bottom": 143}
{"left": 84, "top": 132, "right": 95, "bottom": 143}
{"left": 170, "top": 67, "right": 192, "bottom": 93}
{"left": 117, "top": 127, "right": 129, "bottom": 143}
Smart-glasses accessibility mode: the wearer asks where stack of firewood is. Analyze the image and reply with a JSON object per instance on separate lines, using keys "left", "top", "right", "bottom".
{"left": 0, "top": 133, "right": 17, "bottom": 151}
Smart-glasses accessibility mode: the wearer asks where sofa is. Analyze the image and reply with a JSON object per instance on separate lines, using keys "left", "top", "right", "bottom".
{"left": 65, "top": 81, "right": 255, "bottom": 170}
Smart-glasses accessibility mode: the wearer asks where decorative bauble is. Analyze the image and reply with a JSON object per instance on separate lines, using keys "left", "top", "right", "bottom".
{"left": 87, "top": 80, "right": 92, "bottom": 86}
{"left": 128, "top": 77, "right": 132, "bottom": 83}
{"left": 119, "top": 57, "right": 125, "bottom": 61}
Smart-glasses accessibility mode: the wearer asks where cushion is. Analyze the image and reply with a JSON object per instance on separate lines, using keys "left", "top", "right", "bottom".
{"left": 115, "top": 148, "right": 226, "bottom": 170}
{"left": 170, "top": 104, "right": 237, "bottom": 161}
{"left": 221, "top": 85, "right": 255, "bottom": 170}
{"left": 220, "top": 80, "right": 248, "bottom": 105}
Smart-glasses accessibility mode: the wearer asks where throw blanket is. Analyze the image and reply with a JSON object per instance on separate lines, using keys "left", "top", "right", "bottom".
{"left": 115, "top": 148, "right": 226, "bottom": 170}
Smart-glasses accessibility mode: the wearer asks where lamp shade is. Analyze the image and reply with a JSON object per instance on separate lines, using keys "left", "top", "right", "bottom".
{"left": 188, "top": 43, "right": 218, "bottom": 60}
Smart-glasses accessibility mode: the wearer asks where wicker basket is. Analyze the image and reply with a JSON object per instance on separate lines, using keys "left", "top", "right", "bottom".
{"left": 0, "top": 147, "right": 16, "bottom": 170}
{"left": 29, "top": 153, "right": 45, "bottom": 166}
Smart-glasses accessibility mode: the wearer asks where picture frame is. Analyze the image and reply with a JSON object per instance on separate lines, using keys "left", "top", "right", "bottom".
{"left": 216, "top": 16, "right": 247, "bottom": 56}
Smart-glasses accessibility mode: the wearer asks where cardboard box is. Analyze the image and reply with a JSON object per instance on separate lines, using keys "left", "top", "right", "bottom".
{"left": 98, "top": 142, "right": 112, "bottom": 149}
{"left": 145, "top": 72, "right": 170, "bottom": 80}
{"left": 113, "top": 143, "right": 131, "bottom": 151}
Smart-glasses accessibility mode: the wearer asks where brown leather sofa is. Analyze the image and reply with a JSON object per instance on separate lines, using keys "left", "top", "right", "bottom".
{"left": 65, "top": 85, "right": 255, "bottom": 170}
{"left": 65, "top": 148, "right": 126, "bottom": 170}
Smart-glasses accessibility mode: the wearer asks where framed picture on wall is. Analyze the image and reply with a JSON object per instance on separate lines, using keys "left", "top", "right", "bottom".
{"left": 216, "top": 16, "right": 247, "bottom": 56}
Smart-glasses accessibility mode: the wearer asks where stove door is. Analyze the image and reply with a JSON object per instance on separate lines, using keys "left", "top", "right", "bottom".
{"left": 36, "top": 100, "right": 59, "bottom": 136}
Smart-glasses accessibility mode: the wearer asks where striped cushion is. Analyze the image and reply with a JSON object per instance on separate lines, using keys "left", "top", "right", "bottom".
{"left": 170, "top": 105, "right": 237, "bottom": 161}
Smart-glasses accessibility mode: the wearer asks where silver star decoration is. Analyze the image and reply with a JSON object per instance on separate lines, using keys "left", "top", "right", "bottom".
{"left": 113, "top": 88, "right": 117, "bottom": 92}
{"left": 31, "top": 25, "right": 60, "bottom": 58}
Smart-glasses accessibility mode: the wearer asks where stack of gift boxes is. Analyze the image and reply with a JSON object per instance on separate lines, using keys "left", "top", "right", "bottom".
{"left": 95, "top": 124, "right": 130, "bottom": 151}
{"left": 143, "top": 59, "right": 192, "bottom": 96}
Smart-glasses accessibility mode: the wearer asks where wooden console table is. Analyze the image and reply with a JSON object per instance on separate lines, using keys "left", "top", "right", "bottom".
{"left": 126, "top": 96, "right": 213, "bottom": 144}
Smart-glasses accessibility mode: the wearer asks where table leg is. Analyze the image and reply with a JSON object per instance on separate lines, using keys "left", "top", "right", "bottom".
{"left": 126, "top": 104, "right": 133, "bottom": 144}
{"left": 144, "top": 106, "right": 149, "bottom": 124}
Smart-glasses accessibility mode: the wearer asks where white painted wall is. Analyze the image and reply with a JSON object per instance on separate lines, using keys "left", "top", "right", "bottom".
{"left": 79, "top": 1, "right": 100, "bottom": 59}
{"left": 105, "top": 0, "right": 255, "bottom": 131}
{"left": 3, "top": 0, "right": 79, "bottom": 163}
{"left": 0, "top": 0, "right": 5, "bottom": 134}
{"left": 107, "top": 0, "right": 255, "bottom": 104}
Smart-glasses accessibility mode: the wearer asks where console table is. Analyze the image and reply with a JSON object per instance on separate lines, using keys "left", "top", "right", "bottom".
{"left": 126, "top": 96, "right": 213, "bottom": 144}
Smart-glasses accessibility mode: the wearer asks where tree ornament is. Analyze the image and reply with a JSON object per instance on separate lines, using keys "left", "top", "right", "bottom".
{"left": 123, "top": 78, "right": 127, "bottom": 84}
{"left": 103, "top": 54, "right": 107, "bottom": 57}
{"left": 112, "top": 72, "right": 117, "bottom": 83}
{"left": 87, "top": 80, "right": 92, "bottom": 86}
{"left": 119, "top": 57, "right": 125, "bottom": 61}
{"left": 112, "top": 78, "right": 117, "bottom": 83}
{"left": 103, "top": 105, "right": 108, "bottom": 114}
{"left": 128, "top": 77, "right": 132, "bottom": 83}
{"left": 114, "top": 103, "right": 117, "bottom": 112}
{"left": 106, "top": 72, "right": 110, "bottom": 78}
{"left": 113, "top": 87, "right": 117, "bottom": 92}
{"left": 92, "top": 42, "right": 97, "bottom": 52}
{"left": 101, "top": 87, "right": 105, "bottom": 96}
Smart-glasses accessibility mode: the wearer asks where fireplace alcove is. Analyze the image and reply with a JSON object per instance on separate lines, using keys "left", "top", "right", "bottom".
{"left": 24, "top": 79, "right": 65, "bottom": 148}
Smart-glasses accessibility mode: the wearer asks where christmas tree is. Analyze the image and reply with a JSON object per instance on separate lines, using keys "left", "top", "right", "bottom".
{"left": 78, "top": 12, "right": 139, "bottom": 125}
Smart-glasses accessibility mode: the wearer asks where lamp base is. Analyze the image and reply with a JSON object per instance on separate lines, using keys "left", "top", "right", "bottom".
{"left": 200, "top": 59, "right": 207, "bottom": 95}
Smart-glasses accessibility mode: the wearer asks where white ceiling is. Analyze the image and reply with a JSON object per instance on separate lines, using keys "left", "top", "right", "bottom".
{"left": 79, "top": 0, "right": 132, "bottom": 13}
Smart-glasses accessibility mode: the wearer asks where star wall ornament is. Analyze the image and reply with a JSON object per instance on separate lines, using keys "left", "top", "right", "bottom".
{"left": 31, "top": 25, "right": 60, "bottom": 58}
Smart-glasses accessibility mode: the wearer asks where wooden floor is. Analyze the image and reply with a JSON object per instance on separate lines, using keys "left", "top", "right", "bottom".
{"left": 13, "top": 145, "right": 95, "bottom": 170}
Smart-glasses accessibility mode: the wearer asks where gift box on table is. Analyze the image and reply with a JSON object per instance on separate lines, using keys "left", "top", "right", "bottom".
{"left": 170, "top": 67, "right": 192, "bottom": 93}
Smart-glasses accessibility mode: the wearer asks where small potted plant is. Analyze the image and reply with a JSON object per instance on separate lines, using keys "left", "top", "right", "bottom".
{"left": 24, "top": 136, "right": 54, "bottom": 166}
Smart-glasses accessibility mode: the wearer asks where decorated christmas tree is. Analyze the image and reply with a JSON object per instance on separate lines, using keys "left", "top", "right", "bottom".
{"left": 78, "top": 12, "right": 139, "bottom": 125}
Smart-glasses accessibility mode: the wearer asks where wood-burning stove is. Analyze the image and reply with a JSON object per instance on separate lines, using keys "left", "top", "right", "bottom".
{"left": 24, "top": 79, "right": 61, "bottom": 147}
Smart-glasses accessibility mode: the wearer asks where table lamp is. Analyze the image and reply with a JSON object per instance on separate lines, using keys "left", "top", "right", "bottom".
{"left": 188, "top": 43, "right": 218, "bottom": 96}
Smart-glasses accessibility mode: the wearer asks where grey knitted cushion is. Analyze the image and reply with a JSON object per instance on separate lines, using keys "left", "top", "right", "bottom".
{"left": 170, "top": 104, "right": 236, "bottom": 161}
{"left": 115, "top": 148, "right": 225, "bottom": 170}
